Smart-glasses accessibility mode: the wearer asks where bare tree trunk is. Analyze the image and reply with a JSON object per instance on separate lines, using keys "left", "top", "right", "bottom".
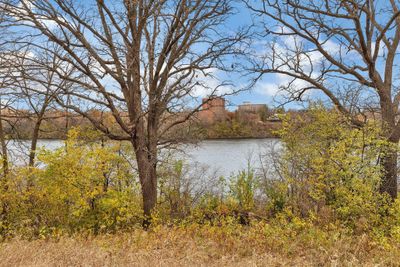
{"left": 380, "top": 137, "right": 398, "bottom": 199}
{"left": 0, "top": 111, "right": 8, "bottom": 177}
{"left": 140, "top": 161, "right": 157, "bottom": 226}
{"left": 29, "top": 119, "right": 42, "bottom": 167}
{"left": 100, "top": 136, "right": 109, "bottom": 193}
{"left": 132, "top": 107, "right": 159, "bottom": 227}
{"left": 134, "top": 141, "right": 157, "bottom": 227}
{"left": 380, "top": 104, "right": 398, "bottom": 199}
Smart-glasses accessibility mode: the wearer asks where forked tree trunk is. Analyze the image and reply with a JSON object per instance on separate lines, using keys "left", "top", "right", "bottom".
{"left": 131, "top": 112, "right": 159, "bottom": 228}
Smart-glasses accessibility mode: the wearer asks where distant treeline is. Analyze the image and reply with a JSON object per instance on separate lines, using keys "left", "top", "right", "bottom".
{"left": 1, "top": 108, "right": 290, "bottom": 140}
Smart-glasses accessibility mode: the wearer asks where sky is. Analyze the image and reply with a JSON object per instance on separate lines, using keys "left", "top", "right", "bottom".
{"left": 212, "top": 2, "right": 312, "bottom": 111}
{"left": 194, "top": 2, "right": 279, "bottom": 110}
{"left": 13, "top": 0, "right": 290, "bottom": 111}
{"left": 7, "top": 0, "right": 399, "bottom": 112}
{"left": 220, "top": 0, "right": 400, "bottom": 111}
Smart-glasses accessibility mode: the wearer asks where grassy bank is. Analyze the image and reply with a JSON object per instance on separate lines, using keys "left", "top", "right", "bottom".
{"left": 1, "top": 223, "right": 399, "bottom": 267}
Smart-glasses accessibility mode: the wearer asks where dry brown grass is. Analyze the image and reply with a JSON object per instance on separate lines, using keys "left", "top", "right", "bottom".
{"left": 0, "top": 225, "right": 399, "bottom": 267}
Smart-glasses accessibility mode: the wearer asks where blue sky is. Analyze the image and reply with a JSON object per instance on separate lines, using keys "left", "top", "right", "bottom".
{"left": 214, "top": 2, "right": 311, "bottom": 110}
{"left": 221, "top": 0, "right": 399, "bottom": 112}
{"left": 8, "top": 0, "right": 308, "bottom": 111}
{"left": 11, "top": 0, "right": 396, "bottom": 112}
{"left": 205, "top": 2, "right": 279, "bottom": 110}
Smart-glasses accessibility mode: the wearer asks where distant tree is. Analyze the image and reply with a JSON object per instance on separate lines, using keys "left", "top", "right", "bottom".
{"left": 9, "top": 45, "right": 73, "bottom": 167}
{"left": 0, "top": 65, "right": 10, "bottom": 177}
{"left": 245, "top": 0, "right": 400, "bottom": 199}
{"left": 0, "top": 15, "right": 15, "bottom": 177}
{"left": 258, "top": 105, "right": 269, "bottom": 122}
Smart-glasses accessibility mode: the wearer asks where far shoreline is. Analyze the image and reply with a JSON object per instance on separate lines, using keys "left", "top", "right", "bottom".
{"left": 10, "top": 136, "right": 281, "bottom": 142}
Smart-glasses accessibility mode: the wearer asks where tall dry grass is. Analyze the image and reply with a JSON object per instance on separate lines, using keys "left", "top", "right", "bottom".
{"left": 0, "top": 223, "right": 399, "bottom": 267}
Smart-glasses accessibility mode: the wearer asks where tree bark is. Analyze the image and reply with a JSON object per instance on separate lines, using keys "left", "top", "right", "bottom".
{"left": 131, "top": 107, "right": 159, "bottom": 227}
{"left": 134, "top": 140, "right": 157, "bottom": 228}
{"left": 380, "top": 140, "right": 398, "bottom": 199}
{"left": 29, "top": 119, "right": 42, "bottom": 167}
{"left": 0, "top": 111, "right": 8, "bottom": 178}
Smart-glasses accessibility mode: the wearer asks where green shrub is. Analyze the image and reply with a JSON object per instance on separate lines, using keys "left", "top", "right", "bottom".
{"left": 270, "top": 105, "right": 393, "bottom": 231}
{"left": 229, "top": 165, "right": 257, "bottom": 212}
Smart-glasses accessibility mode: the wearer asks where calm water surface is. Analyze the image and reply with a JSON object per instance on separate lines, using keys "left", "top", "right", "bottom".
{"left": 7, "top": 139, "right": 281, "bottom": 177}
{"left": 182, "top": 139, "right": 281, "bottom": 177}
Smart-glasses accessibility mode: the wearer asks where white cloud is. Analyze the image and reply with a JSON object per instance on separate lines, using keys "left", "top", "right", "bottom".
{"left": 192, "top": 68, "right": 234, "bottom": 98}
{"left": 255, "top": 33, "right": 342, "bottom": 98}
{"left": 255, "top": 82, "right": 280, "bottom": 97}
{"left": 9, "top": 0, "right": 65, "bottom": 30}
{"left": 256, "top": 73, "right": 313, "bottom": 98}
{"left": 322, "top": 39, "right": 340, "bottom": 54}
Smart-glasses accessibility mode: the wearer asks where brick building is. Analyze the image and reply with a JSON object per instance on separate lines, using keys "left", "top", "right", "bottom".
{"left": 238, "top": 102, "right": 268, "bottom": 113}
{"left": 237, "top": 102, "right": 268, "bottom": 122}
{"left": 198, "top": 97, "right": 227, "bottom": 124}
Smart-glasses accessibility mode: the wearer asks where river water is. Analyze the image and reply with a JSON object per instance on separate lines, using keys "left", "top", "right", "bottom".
{"left": 6, "top": 138, "right": 282, "bottom": 177}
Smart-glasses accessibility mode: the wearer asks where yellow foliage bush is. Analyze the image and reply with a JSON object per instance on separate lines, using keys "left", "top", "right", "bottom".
{"left": 270, "top": 105, "right": 394, "bottom": 232}
{"left": 0, "top": 129, "right": 142, "bottom": 238}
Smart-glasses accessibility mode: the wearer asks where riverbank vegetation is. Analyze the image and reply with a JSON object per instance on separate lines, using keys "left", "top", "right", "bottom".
{"left": 0, "top": 107, "right": 399, "bottom": 265}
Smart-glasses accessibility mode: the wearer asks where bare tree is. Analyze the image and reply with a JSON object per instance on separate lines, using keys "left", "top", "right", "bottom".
{"left": 244, "top": 0, "right": 400, "bottom": 199}
{"left": 2, "top": 0, "right": 244, "bottom": 223}
{"left": 9, "top": 45, "right": 72, "bottom": 167}
{"left": 0, "top": 86, "right": 9, "bottom": 178}
{"left": 0, "top": 41, "right": 15, "bottom": 178}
